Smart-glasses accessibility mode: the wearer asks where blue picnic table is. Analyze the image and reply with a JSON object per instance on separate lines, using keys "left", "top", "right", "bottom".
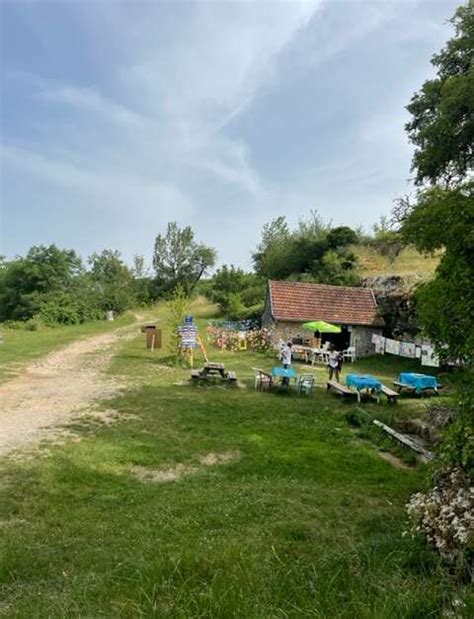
{"left": 396, "top": 372, "right": 439, "bottom": 394}
{"left": 346, "top": 374, "right": 382, "bottom": 403}
{"left": 272, "top": 366, "right": 297, "bottom": 389}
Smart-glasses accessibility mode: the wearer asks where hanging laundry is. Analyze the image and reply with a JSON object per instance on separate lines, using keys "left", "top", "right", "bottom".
{"left": 421, "top": 344, "right": 440, "bottom": 367}
{"left": 399, "top": 341, "right": 416, "bottom": 358}
{"left": 384, "top": 338, "right": 401, "bottom": 356}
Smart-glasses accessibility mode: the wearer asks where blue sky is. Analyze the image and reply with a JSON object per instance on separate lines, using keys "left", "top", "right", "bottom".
{"left": 0, "top": 0, "right": 460, "bottom": 269}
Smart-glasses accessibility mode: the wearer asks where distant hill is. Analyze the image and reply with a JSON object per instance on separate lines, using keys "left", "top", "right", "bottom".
{"left": 354, "top": 245, "right": 439, "bottom": 285}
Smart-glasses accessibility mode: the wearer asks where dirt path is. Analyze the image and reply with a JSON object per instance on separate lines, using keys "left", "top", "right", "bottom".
{"left": 0, "top": 324, "right": 140, "bottom": 457}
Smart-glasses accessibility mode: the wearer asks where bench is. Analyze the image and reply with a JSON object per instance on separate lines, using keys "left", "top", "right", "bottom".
{"left": 191, "top": 369, "right": 204, "bottom": 380}
{"left": 326, "top": 381, "right": 358, "bottom": 400}
{"left": 227, "top": 371, "right": 237, "bottom": 382}
{"left": 381, "top": 384, "right": 400, "bottom": 404}
{"left": 393, "top": 381, "right": 441, "bottom": 396}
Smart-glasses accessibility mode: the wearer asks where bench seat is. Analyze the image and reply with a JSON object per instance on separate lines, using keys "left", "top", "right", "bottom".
{"left": 381, "top": 384, "right": 400, "bottom": 403}
{"left": 327, "top": 380, "right": 357, "bottom": 398}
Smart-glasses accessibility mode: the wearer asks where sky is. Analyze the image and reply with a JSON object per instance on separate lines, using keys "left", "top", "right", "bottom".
{"left": 0, "top": 0, "right": 461, "bottom": 270}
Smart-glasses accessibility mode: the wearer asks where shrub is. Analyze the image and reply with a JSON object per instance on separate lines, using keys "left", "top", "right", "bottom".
{"left": 406, "top": 467, "right": 473, "bottom": 578}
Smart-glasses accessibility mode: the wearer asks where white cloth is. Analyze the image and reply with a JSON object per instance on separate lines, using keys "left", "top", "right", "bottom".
{"left": 399, "top": 341, "right": 416, "bottom": 359}
{"left": 421, "top": 345, "right": 440, "bottom": 367}
{"left": 384, "top": 338, "right": 401, "bottom": 356}
{"left": 372, "top": 334, "right": 385, "bottom": 354}
{"left": 328, "top": 351, "right": 339, "bottom": 368}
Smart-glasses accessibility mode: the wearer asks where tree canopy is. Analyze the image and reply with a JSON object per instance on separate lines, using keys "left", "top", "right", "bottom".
{"left": 400, "top": 3, "right": 474, "bottom": 365}
{"left": 153, "top": 222, "right": 216, "bottom": 296}
{"left": 405, "top": 4, "right": 474, "bottom": 187}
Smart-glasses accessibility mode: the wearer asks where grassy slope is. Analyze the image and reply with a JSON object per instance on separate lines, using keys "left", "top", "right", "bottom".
{"left": 0, "top": 302, "right": 471, "bottom": 618}
{"left": 0, "top": 311, "right": 143, "bottom": 383}
{"left": 355, "top": 245, "right": 439, "bottom": 281}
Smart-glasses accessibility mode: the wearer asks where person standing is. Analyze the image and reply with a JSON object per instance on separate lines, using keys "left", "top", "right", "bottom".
{"left": 328, "top": 345, "right": 341, "bottom": 382}
{"left": 281, "top": 341, "right": 292, "bottom": 368}
{"left": 280, "top": 341, "right": 293, "bottom": 387}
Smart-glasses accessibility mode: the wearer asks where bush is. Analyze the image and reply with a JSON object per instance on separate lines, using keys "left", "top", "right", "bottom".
{"left": 406, "top": 467, "right": 473, "bottom": 579}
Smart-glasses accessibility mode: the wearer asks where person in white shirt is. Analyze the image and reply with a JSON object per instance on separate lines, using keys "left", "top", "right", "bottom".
{"left": 281, "top": 341, "right": 292, "bottom": 368}
{"left": 328, "top": 346, "right": 341, "bottom": 382}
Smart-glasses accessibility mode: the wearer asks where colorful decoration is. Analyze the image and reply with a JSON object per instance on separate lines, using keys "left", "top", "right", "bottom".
{"left": 178, "top": 316, "right": 208, "bottom": 367}
{"left": 207, "top": 325, "right": 273, "bottom": 353}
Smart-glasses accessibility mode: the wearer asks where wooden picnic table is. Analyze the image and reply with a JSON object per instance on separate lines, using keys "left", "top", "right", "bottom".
{"left": 191, "top": 362, "right": 237, "bottom": 384}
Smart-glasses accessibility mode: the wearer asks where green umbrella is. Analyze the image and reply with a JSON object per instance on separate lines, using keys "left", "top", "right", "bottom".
{"left": 302, "top": 320, "right": 341, "bottom": 333}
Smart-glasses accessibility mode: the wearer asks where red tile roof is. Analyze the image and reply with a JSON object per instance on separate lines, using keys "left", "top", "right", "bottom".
{"left": 268, "top": 280, "right": 383, "bottom": 327}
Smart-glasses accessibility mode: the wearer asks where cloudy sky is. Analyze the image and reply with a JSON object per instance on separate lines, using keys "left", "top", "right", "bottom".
{"left": 0, "top": 0, "right": 460, "bottom": 269}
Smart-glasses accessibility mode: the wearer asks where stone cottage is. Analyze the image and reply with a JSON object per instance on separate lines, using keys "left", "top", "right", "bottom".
{"left": 262, "top": 280, "right": 384, "bottom": 357}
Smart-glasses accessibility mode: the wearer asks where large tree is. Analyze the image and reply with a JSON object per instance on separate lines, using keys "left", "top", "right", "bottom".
{"left": 153, "top": 222, "right": 216, "bottom": 295}
{"left": 0, "top": 245, "right": 83, "bottom": 321}
{"left": 400, "top": 3, "right": 474, "bottom": 474}
{"left": 400, "top": 3, "right": 474, "bottom": 365}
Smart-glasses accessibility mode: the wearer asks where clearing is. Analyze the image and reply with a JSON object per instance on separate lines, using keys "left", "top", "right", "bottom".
{"left": 0, "top": 302, "right": 471, "bottom": 618}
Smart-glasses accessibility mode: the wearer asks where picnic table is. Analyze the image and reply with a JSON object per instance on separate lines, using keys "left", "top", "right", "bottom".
{"left": 394, "top": 372, "right": 440, "bottom": 395}
{"left": 191, "top": 362, "right": 237, "bottom": 384}
{"left": 346, "top": 373, "right": 382, "bottom": 403}
{"left": 272, "top": 366, "right": 297, "bottom": 389}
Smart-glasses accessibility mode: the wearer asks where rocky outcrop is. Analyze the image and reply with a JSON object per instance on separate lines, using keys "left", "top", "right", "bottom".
{"left": 362, "top": 275, "right": 421, "bottom": 339}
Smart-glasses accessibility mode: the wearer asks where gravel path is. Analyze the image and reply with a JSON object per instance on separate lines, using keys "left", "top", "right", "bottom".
{"left": 0, "top": 326, "right": 137, "bottom": 457}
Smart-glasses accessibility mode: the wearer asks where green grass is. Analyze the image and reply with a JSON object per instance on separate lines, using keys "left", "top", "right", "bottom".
{"left": 0, "top": 311, "right": 140, "bottom": 383}
{"left": 0, "top": 302, "right": 471, "bottom": 618}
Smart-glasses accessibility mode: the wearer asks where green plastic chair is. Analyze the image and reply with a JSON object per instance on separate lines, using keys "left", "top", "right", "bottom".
{"left": 297, "top": 374, "right": 315, "bottom": 397}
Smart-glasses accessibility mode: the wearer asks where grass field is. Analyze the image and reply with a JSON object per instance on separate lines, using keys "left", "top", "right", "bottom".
{"left": 0, "top": 302, "right": 471, "bottom": 618}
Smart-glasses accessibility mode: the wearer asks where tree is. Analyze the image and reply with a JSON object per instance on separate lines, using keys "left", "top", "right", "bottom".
{"left": 88, "top": 250, "right": 136, "bottom": 314}
{"left": 326, "top": 226, "right": 358, "bottom": 249}
{"left": 400, "top": 3, "right": 474, "bottom": 365}
{"left": 400, "top": 3, "right": 474, "bottom": 479}
{"left": 0, "top": 245, "right": 83, "bottom": 321}
{"left": 153, "top": 222, "right": 216, "bottom": 296}
{"left": 405, "top": 4, "right": 474, "bottom": 187}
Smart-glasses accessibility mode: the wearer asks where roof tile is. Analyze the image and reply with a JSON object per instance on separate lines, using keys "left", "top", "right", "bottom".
{"left": 269, "top": 280, "right": 383, "bottom": 326}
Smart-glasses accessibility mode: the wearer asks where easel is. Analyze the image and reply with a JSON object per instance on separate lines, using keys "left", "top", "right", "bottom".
{"left": 178, "top": 318, "right": 208, "bottom": 368}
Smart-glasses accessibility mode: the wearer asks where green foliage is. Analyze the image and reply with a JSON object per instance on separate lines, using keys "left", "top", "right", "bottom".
{"left": 88, "top": 249, "right": 137, "bottom": 314}
{"left": 327, "top": 225, "right": 359, "bottom": 249}
{"left": 402, "top": 4, "right": 474, "bottom": 483}
{"left": 252, "top": 212, "right": 359, "bottom": 284}
{"left": 405, "top": 4, "right": 474, "bottom": 186}
{"left": 153, "top": 222, "right": 216, "bottom": 296}
{"left": 0, "top": 245, "right": 83, "bottom": 322}
{"left": 37, "top": 290, "right": 103, "bottom": 326}
{"left": 402, "top": 183, "right": 474, "bottom": 366}
{"left": 206, "top": 265, "right": 265, "bottom": 318}
{"left": 166, "top": 284, "right": 189, "bottom": 356}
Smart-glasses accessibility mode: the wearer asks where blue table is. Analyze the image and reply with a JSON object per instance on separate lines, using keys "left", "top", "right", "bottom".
{"left": 346, "top": 374, "right": 382, "bottom": 403}
{"left": 272, "top": 366, "right": 297, "bottom": 389}
{"left": 397, "top": 372, "right": 439, "bottom": 394}
{"left": 272, "top": 367, "right": 297, "bottom": 379}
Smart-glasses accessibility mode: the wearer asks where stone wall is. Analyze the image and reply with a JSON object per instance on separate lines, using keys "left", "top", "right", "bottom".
{"left": 350, "top": 325, "right": 381, "bottom": 357}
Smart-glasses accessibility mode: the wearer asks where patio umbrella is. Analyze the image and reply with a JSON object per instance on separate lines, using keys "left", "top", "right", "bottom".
{"left": 302, "top": 320, "right": 341, "bottom": 333}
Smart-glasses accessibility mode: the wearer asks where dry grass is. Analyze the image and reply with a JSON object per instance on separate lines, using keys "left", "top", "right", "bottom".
{"left": 355, "top": 246, "right": 440, "bottom": 281}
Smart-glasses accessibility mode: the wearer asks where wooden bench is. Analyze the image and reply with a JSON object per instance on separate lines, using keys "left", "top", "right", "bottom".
{"left": 381, "top": 384, "right": 400, "bottom": 404}
{"left": 227, "top": 371, "right": 237, "bottom": 383}
{"left": 326, "top": 380, "right": 358, "bottom": 400}
{"left": 191, "top": 369, "right": 204, "bottom": 380}
{"left": 393, "top": 381, "right": 441, "bottom": 396}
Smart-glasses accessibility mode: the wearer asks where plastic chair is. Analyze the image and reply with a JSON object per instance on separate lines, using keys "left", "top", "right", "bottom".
{"left": 343, "top": 347, "right": 356, "bottom": 362}
{"left": 297, "top": 374, "right": 315, "bottom": 397}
